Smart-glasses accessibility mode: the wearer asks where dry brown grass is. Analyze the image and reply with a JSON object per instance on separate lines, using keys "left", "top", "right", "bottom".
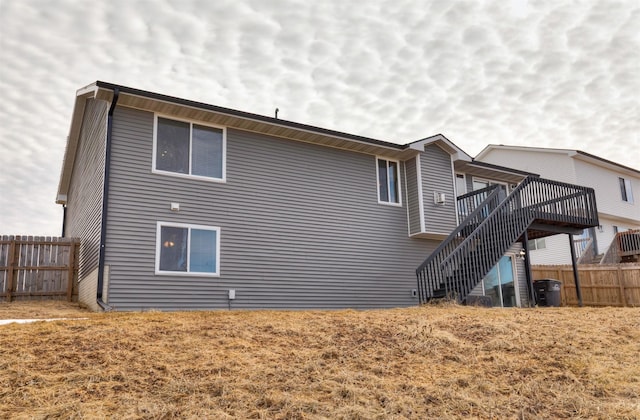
{"left": 1, "top": 301, "right": 639, "bottom": 419}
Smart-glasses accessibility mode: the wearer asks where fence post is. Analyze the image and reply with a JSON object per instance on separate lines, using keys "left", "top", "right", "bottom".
{"left": 66, "top": 241, "right": 76, "bottom": 301}
{"left": 617, "top": 265, "right": 627, "bottom": 307}
{"left": 6, "top": 238, "right": 16, "bottom": 302}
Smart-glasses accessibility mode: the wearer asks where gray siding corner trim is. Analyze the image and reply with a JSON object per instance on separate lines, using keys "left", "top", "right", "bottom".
{"left": 405, "top": 157, "right": 422, "bottom": 235}
{"left": 78, "top": 267, "right": 99, "bottom": 311}
{"left": 415, "top": 155, "right": 426, "bottom": 233}
{"left": 104, "top": 106, "right": 440, "bottom": 311}
{"left": 103, "top": 265, "right": 110, "bottom": 304}
{"left": 64, "top": 98, "right": 109, "bottom": 281}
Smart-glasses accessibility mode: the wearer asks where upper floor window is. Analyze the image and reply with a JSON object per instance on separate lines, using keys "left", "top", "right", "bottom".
{"left": 377, "top": 158, "right": 401, "bottom": 205}
{"left": 156, "top": 222, "right": 220, "bottom": 276}
{"left": 154, "top": 116, "right": 226, "bottom": 181}
{"left": 619, "top": 177, "right": 634, "bottom": 203}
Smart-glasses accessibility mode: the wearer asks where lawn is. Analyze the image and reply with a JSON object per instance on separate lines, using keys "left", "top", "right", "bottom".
{"left": 1, "top": 301, "right": 638, "bottom": 419}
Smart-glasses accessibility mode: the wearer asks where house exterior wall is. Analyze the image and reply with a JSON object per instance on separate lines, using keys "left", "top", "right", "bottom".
{"left": 103, "top": 106, "right": 438, "bottom": 311}
{"left": 78, "top": 267, "right": 99, "bottom": 311}
{"left": 478, "top": 147, "right": 640, "bottom": 262}
{"left": 479, "top": 149, "right": 578, "bottom": 184}
{"left": 596, "top": 216, "right": 637, "bottom": 252}
{"left": 64, "top": 98, "right": 108, "bottom": 280}
{"left": 405, "top": 156, "right": 422, "bottom": 235}
{"left": 420, "top": 144, "right": 457, "bottom": 236}
{"left": 573, "top": 158, "right": 639, "bottom": 224}
{"left": 527, "top": 234, "right": 571, "bottom": 265}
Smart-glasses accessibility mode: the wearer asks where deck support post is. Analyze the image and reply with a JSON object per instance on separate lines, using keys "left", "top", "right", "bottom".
{"left": 522, "top": 231, "right": 535, "bottom": 307}
{"left": 568, "top": 233, "right": 583, "bottom": 307}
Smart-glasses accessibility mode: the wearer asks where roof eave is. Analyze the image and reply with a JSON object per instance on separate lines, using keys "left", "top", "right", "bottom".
{"left": 90, "top": 82, "right": 425, "bottom": 161}
{"left": 477, "top": 145, "right": 639, "bottom": 176}
{"left": 407, "top": 134, "right": 473, "bottom": 162}
{"left": 573, "top": 151, "right": 640, "bottom": 176}
{"left": 56, "top": 83, "right": 101, "bottom": 204}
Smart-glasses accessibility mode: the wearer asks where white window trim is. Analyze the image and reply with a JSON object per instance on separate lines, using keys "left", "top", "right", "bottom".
{"left": 152, "top": 114, "right": 227, "bottom": 183}
{"left": 452, "top": 163, "right": 461, "bottom": 226}
{"left": 619, "top": 177, "right": 634, "bottom": 204}
{"left": 527, "top": 237, "right": 546, "bottom": 251}
{"left": 455, "top": 173, "right": 467, "bottom": 196}
{"left": 376, "top": 156, "right": 403, "bottom": 206}
{"left": 155, "top": 221, "right": 221, "bottom": 277}
{"left": 403, "top": 162, "right": 411, "bottom": 236}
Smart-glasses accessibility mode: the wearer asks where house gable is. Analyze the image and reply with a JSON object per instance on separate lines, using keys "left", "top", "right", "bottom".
{"left": 60, "top": 82, "right": 572, "bottom": 311}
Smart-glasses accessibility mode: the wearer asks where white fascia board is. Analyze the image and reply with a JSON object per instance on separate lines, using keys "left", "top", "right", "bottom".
{"left": 572, "top": 153, "right": 640, "bottom": 178}
{"left": 56, "top": 85, "right": 100, "bottom": 202}
{"left": 76, "top": 83, "right": 100, "bottom": 98}
{"left": 478, "top": 145, "right": 639, "bottom": 177}
{"left": 476, "top": 144, "right": 574, "bottom": 161}
{"left": 409, "top": 135, "right": 472, "bottom": 161}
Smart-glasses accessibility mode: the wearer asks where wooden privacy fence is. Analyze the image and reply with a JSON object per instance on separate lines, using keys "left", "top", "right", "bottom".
{"left": 0, "top": 236, "right": 80, "bottom": 302}
{"left": 532, "top": 264, "right": 640, "bottom": 307}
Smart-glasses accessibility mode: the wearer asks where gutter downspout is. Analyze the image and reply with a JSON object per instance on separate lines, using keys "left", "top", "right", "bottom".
{"left": 97, "top": 88, "right": 119, "bottom": 311}
{"left": 61, "top": 205, "right": 67, "bottom": 237}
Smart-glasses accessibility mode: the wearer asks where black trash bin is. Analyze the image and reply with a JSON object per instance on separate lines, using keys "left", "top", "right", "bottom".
{"left": 534, "top": 279, "right": 562, "bottom": 307}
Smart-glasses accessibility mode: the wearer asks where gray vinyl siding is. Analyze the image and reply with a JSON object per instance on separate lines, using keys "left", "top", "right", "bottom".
{"left": 65, "top": 98, "right": 108, "bottom": 281}
{"left": 405, "top": 156, "right": 421, "bottom": 235}
{"left": 420, "top": 145, "right": 457, "bottom": 235}
{"left": 104, "top": 106, "right": 439, "bottom": 311}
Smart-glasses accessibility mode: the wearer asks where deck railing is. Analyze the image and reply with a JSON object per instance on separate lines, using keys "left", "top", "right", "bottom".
{"left": 601, "top": 229, "right": 640, "bottom": 264}
{"left": 456, "top": 184, "right": 502, "bottom": 220}
{"left": 417, "top": 186, "right": 504, "bottom": 301}
{"left": 416, "top": 176, "right": 598, "bottom": 304}
{"left": 575, "top": 237, "right": 595, "bottom": 264}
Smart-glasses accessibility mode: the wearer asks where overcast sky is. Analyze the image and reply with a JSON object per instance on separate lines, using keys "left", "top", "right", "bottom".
{"left": 0, "top": 0, "right": 638, "bottom": 235}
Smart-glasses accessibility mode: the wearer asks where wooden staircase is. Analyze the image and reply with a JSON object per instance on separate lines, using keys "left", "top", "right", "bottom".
{"left": 416, "top": 176, "right": 599, "bottom": 304}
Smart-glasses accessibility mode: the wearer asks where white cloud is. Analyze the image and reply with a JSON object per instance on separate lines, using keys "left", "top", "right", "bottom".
{"left": 0, "top": 0, "right": 638, "bottom": 235}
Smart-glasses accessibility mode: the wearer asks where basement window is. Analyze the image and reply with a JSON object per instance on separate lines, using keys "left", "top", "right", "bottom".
{"left": 377, "top": 158, "right": 401, "bottom": 205}
{"left": 156, "top": 222, "right": 220, "bottom": 276}
{"left": 153, "top": 116, "right": 226, "bottom": 181}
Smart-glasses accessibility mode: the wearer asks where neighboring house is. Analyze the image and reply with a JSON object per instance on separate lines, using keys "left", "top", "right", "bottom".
{"left": 476, "top": 145, "right": 640, "bottom": 265}
{"left": 57, "top": 82, "right": 598, "bottom": 311}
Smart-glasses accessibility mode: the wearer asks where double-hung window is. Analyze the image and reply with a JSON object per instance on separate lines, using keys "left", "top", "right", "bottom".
{"left": 156, "top": 222, "right": 220, "bottom": 276}
{"left": 154, "top": 116, "right": 226, "bottom": 181}
{"left": 619, "top": 177, "right": 634, "bottom": 203}
{"left": 527, "top": 238, "right": 546, "bottom": 251}
{"left": 377, "top": 158, "right": 401, "bottom": 205}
